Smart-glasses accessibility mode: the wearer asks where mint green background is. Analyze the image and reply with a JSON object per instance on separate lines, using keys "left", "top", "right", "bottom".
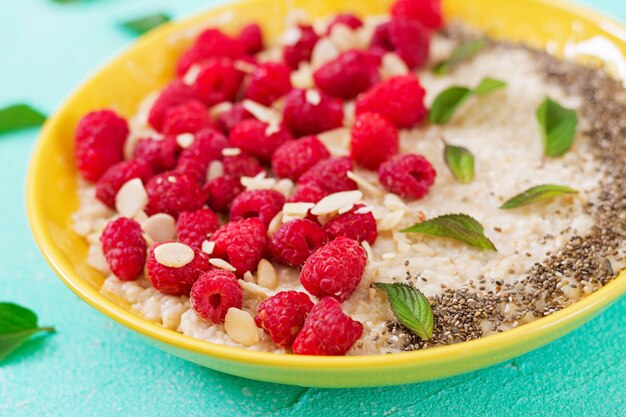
{"left": 1, "top": 1, "right": 625, "bottom": 416}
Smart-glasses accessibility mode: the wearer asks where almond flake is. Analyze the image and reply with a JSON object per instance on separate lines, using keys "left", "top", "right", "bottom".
{"left": 347, "top": 171, "right": 383, "bottom": 195}
{"left": 305, "top": 89, "right": 321, "bottom": 105}
{"left": 183, "top": 64, "right": 202, "bottom": 85}
{"left": 133, "top": 210, "right": 149, "bottom": 223}
{"left": 142, "top": 213, "right": 177, "bottom": 243}
{"left": 328, "top": 23, "right": 358, "bottom": 51}
{"left": 208, "top": 101, "right": 233, "bottom": 119}
{"left": 201, "top": 240, "right": 215, "bottom": 255}
{"left": 382, "top": 252, "right": 396, "bottom": 260}
{"left": 355, "top": 206, "right": 373, "bottom": 214}
{"left": 378, "top": 210, "right": 405, "bottom": 231}
{"left": 234, "top": 59, "right": 256, "bottom": 73}
{"left": 256, "top": 259, "right": 278, "bottom": 289}
{"left": 282, "top": 213, "right": 303, "bottom": 223}
{"left": 167, "top": 175, "right": 177, "bottom": 183}
{"left": 242, "top": 271, "right": 255, "bottom": 282}
{"left": 265, "top": 120, "right": 281, "bottom": 136}
{"left": 154, "top": 242, "right": 194, "bottom": 268}
{"left": 115, "top": 178, "right": 148, "bottom": 218}
{"left": 361, "top": 240, "right": 374, "bottom": 262}
{"left": 240, "top": 280, "right": 271, "bottom": 298}
{"left": 311, "top": 38, "right": 339, "bottom": 69}
{"left": 311, "top": 190, "right": 363, "bottom": 215}
{"left": 381, "top": 53, "right": 409, "bottom": 78}
{"left": 384, "top": 193, "right": 409, "bottom": 211}
{"left": 222, "top": 147, "right": 242, "bottom": 157}
{"left": 241, "top": 174, "right": 276, "bottom": 191}
{"left": 338, "top": 204, "right": 354, "bottom": 214}
{"left": 274, "top": 178, "right": 295, "bottom": 197}
{"left": 283, "top": 202, "right": 314, "bottom": 215}
{"left": 281, "top": 26, "right": 302, "bottom": 46}
{"left": 317, "top": 127, "right": 350, "bottom": 150}
{"left": 224, "top": 308, "right": 260, "bottom": 346}
{"left": 209, "top": 258, "right": 237, "bottom": 272}
{"left": 267, "top": 211, "right": 283, "bottom": 236}
{"left": 242, "top": 99, "right": 280, "bottom": 124}
{"left": 290, "top": 63, "right": 314, "bottom": 89}
{"left": 176, "top": 133, "right": 195, "bottom": 149}
{"left": 206, "top": 160, "right": 225, "bottom": 182}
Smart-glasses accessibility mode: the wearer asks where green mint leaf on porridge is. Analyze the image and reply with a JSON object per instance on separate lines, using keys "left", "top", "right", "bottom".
{"left": 472, "top": 77, "right": 507, "bottom": 95}
{"left": 122, "top": 13, "right": 171, "bottom": 35}
{"left": 500, "top": 184, "right": 578, "bottom": 209}
{"left": 433, "top": 38, "right": 486, "bottom": 75}
{"left": 444, "top": 142, "right": 474, "bottom": 183}
{"left": 401, "top": 214, "right": 497, "bottom": 251}
{"left": 0, "top": 302, "right": 55, "bottom": 361}
{"left": 374, "top": 283, "right": 433, "bottom": 340}
{"left": 0, "top": 104, "right": 46, "bottom": 134}
{"left": 536, "top": 97, "right": 577, "bottom": 157}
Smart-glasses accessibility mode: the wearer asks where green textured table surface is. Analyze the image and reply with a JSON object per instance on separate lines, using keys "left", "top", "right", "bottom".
{"left": 1, "top": 1, "right": 625, "bottom": 416}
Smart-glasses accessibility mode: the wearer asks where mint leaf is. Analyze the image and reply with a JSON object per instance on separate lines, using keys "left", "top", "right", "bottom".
{"left": 401, "top": 213, "right": 497, "bottom": 251}
{"left": 444, "top": 142, "right": 474, "bottom": 183}
{"left": 536, "top": 97, "right": 578, "bottom": 157}
{"left": 0, "top": 104, "right": 46, "bottom": 134}
{"left": 500, "top": 184, "right": 578, "bottom": 209}
{"left": 374, "top": 283, "right": 434, "bottom": 340}
{"left": 473, "top": 77, "right": 507, "bottom": 95}
{"left": 122, "top": 13, "right": 170, "bottom": 35}
{"left": 0, "top": 303, "right": 55, "bottom": 361}
{"left": 433, "top": 38, "right": 486, "bottom": 75}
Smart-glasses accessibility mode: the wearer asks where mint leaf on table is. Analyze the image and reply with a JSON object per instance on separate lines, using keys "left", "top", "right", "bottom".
{"left": 0, "top": 302, "right": 55, "bottom": 362}
{"left": 0, "top": 104, "right": 46, "bottom": 134}
{"left": 500, "top": 184, "right": 578, "bottom": 209}
{"left": 444, "top": 142, "right": 474, "bottom": 183}
{"left": 122, "top": 13, "right": 171, "bottom": 35}
{"left": 433, "top": 38, "right": 486, "bottom": 75}
{"left": 401, "top": 213, "right": 497, "bottom": 251}
{"left": 374, "top": 283, "right": 434, "bottom": 340}
{"left": 536, "top": 97, "right": 578, "bottom": 157}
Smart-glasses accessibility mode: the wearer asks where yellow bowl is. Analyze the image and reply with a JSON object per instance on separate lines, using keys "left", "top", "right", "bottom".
{"left": 26, "top": 0, "right": 626, "bottom": 388}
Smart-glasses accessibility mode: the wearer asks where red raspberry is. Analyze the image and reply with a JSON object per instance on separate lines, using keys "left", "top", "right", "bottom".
{"left": 255, "top": 291, "right": 314, "bottom": 348}
{"left": 313, "top": 50, "right": 380, "bottom": 100}
{"left": 369, "top": 19, "right": 430, "bottom": 70}
{"left": 147, "top": 241, "right": 210, "bottom": 295}
{"left": 190, "top": 270, "right": 243, "bottom": 324}
{"left": 282, "top": 89, "right": 344, "bottom": 137}
{"left": 229, "top": 119, "right": 293, "bottom": 163}
{"left": 283, "top": 25, "right": 319, "bottom": 69}
{"left": 267, "top": 219, "right": 327, "bottom": 267}
{"left": 378, "top": 153, "right": 436, "bottom": 199}
{"left": 288, "top": 183, "right": 328, "bottom": 203}
{"left": 145, "top": 172, "right": 205, "bottom": 218}
{"left": 204, "top": 176, "right": 245, "bottom": 212}
{"left": 271, "top": 136, "right": 330, "bottom": 181}
{"left": 176, "top": 128, "right": 229, "bottom": 182}
{"left": 75, "top": 110, "right": 128, "bottom": 182}
{"left": 215, "top": 103, "right": 253, "bottom": 135}
{"left": 210, "top": 218, "right": 267, "bottom": 276}
{"left": 300, "top": 237, "right": 366, "bottom": 302}
{"left": 298, "top": 156, "right": 357, "bottom": 194}
{"left": 176, "top": 28, "right": 245, "bottom": 77}
{"left": 391, "top": 0, "right": 443, "bottom": 30}
{"left": 238, "top": 23, "right": 264, "bottom": 55}
{"left": 176, "top": 208, "right": 221, "bottom": 249}
{"left": 350, "top": 112, "right": 399, "bottom": 170}
{"left": 326, "top": 14, "right": 363, "bottom": 33}
{"left": 292, "top": 297, "right": 363, "bottom": 355}
{"left": 245, "top": 62, "right": 292, "bottom": 106}
{"left": 229, "top": 189, "right": 285, "bottom": 226}
{"left": 100, "top": 217, "right": 146, "bottom": 281}
{"left": 148, "top": 80, "right": 198, "bottom": 132}
{"left": 355, "top": 75, "right": 427, "bottom": 129}
{"left": 162, "top": 100, "right": 213, "bottom": 136}
{"left": 222, "top": 153, "right": 263, "bottom": 179}
{"left": 133, "top": 136, "right": 180, "bottom": 173}
{"left": 323, "top": 204, "right": 377, "bottom": 245}
{"left": 192, "top": 59, "right": 245, "bottom": 107}
{"left": 95, "top": 160, "right": 153, "bottom": 209}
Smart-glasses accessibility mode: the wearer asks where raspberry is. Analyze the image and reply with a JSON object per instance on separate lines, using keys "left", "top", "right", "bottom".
{"left": 267, "top": 219, "right": 327, "bottom": 267}
{"left": 369, "top": 19, "right": 430, "bottom": 70}
{"left": 255, "top": 291, "right": 314, "bottom": 348}
{"left": 145, "top": 172, "right": 205, "bottom": 218}
{"left": 271, "top": 136, "right": 330, "bottom": 181}
{"left": 238, "top": 23, "right": 264, "bottom": 55}
{"left": 350, "top": 112, "right": 399, "bottom": 170}
{"left": 215, "top": 103, "right": 253, "bottom": 135}
{"left": 229, "top": 189, "right": 285, "bottom": 226}
{"left": 148, "top": 80, "right": 198, "bottom": 132}
{"left": 162, "top": 99, "right": 213, "bottom": 136}
{"left": 176, "top": 208, "right": 221, "bottom": 249}
{"left": 176, "top": 128, "right": 229, "bottom": 182}
{"left": 292, "top": 297, "right": 363, "bottom": 355}
{"left": 378, "top": 153, "right": 436, "bottom": 199}
{"left": 204, "top": 175, "right": 245, "bottom": 212}
{"left": 298, "top": 156, "right": 357, "bottom": 194}
{"left": 209, "top": 218, "right": 267, "bottom": 276}
{"left": 282, "top": 89, "right": 344, "bottom": 137}
{"left": 192, "top": 59, "right": 245, "bottom": 107}
{"left": 283, "top": 24, "right": 319, "bottom": 69}
{"left": 288, "top": 182, "right": 328, "bottom": 203}
{"left": 300, "top": 237, "right": 366, "bottom": 302}
{"left": 100, "top": 217, "right": 146, "bottom": 281}
{"left": 147, "top": 241, "right": 210, "bottom": 295}
{"left": 190, "top": 270, "right": 243, "bottom": 323}
{"left": 95, "top": 160, "right": 154, "bottom": 209}
{"left": 133, "top": 136, "right": 180, "bottom": 173}
{"left": 326, "top": 14, "right": 363, "bottom": 33}
{"left": 176, "top": 28, "right": 245, "bottom": 77}
{"left": 245, "top": 62, "right": 292, "bottom": 106}
{"left": 323, "top": 204, "right": 377, "bottom": 245}
{"left": 391, "top": 0, "right": 443, "bottom": 30}
{"left": 355, "top": 75, "right": 427, "bottom": 129}
{"left": 313, "top": 50, "right": 380, "bottom": 99}
{"left": 222, "top": 153, "right": 263, "bottom": 178}
{"left": 75, "top": 110, "right": 128, "bottom": 182}
{"left": 229, "top": 119, "right": 293, "bottom": 163}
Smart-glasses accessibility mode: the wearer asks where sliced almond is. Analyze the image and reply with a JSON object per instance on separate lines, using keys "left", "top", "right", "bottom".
{"left": 381, "top": 53, "right": 409, "bottom": 78}
{"left": 208, "top": 101, "right": 233, "bottom": 119}
{"left": 355, "top": 205, "right": 373, "bottom": 215}
{"left": 142, "top": 213, "right": 177, "bottom": 243}
{"left": 206, "top": 160, "right": 225, "bottom": 182}
{"left": 338, "top": 204, "right": 354, "bottom": 215}
{"left": 282, "top": 213, "right": 303, "bottom": 223}
{"left": 154, "top": 242, "right": 194, "bottom": 268}
{"left": 274, "top": 178, "right": 295, "bottom": 198}
{"left": 224, "top": 308, "right": 261, "bottom": 346}
{"left": 234, "top": 59, "right": 256, "bottom": 73}
{"left": 242, "top": 271, "right": 255, "bottom": 282}
{"left": 305, "top": 89, "right": 321, "bottom": 106}
{"left": 290, "top": 63, "right": 314, "bottom": 89}
{"left": 378, "top": 210, "right": 405, "bottom": 231}
{"left": 183, "top": 64, "right": 202, "bottom": 85}
{"left": 222, "top": 147, "right": 242, "bottom": 157}
{"left": 241, "top": 174, "right": 276, "bottom": 191}
{"left": 361, "top": 240, "right": 374, "bottom": 262}
{"left": 256, "top": 259, "right": 278, "bottom": 289}
{"left": 176, "top": 133, "right": 195, "bottom": 149}
{"left": 281, "top": 26, "right": 302, "bottom": 46}
{"left": 310, "top": 38, "right": 339, "bottom": 69}
{"left": 115, "top": 178, "right": 148, "bottom": 218}
{"left": 283, "top": 202, "right": 315, "bottom": 215}
{"left": 382, "top": 252, "right": 396, "bottom": 260}
{"left": 317, "top": 127, "right": 350, "bottom": 151}
{"left": 242, "top": 99, "right": 280, "bottom": 124}
{"left": 267, "top": 211, "right": 284, "bottom": 236}
{"left": 347, "top": 171, "right": 383, "bottom": 196}
{"left": 384, "top": 193, "right": 409, "bottom": 211}
{"left": 329, "top": 23, "right": 358, "bottom": 51}
{"left": 209, "top": 258, "right": 237, "bottom": 272}
{"left": 311, "top": 190, "right": 363, "bottom": 216}
{"left": 240, "top": 280, "right": 271, "bottom": 298}
{"left": 133, "top": 210, "right": 149, "bottom": 223}
{"left": 265, "top": 120, "right": 281, "bottom": 136}
{"left": 201, "top": 240, "right": 215, "bottom": 255}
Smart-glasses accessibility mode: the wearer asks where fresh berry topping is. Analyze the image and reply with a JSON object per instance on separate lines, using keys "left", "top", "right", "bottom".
{"left": 378, "top": 153, "right": 436, "bottom": 199}
{"left": 175, "top": 128, "right": 229, "bottom": 182}
{"left": 100, "top": 217, "right": 147, "bottom": 281}
{"left": 387, "top": 18, "right": 430, "bottom": 69}
{"left": 96, "top": 160, "right": 154, "bottom": 208}
{"left": 391, "top": 0, "right": 443, "bottom": 30}
{"left": 323, "top": 204, "right": 377, "bottom": 244}
{"left": 245, "top": 62, "right": 292, "bottom": 106}
{"left": 238, "top": 23, "right": 264, "bottom": 55}
{"left": 222, "top": 153, "right": 264, "bottom": 178}
{"left": 267, "top": 219, "right": 327, "bottom": 267}
{"left": 204, "top": 175, "right": 245, "bottom": 212}
{"left": 75, "top": 110, "right": 128, "bottom": 182}
{"left": 271, "top": 136, "right": 330, "bottom": 181}
{"left": 176, "top": 208, "right": 221, "bottom": 249}
{"left": 282, "top": 89, "right": 344, "bottom": 137}
{"left": 292, "top": 297, "right": 363, "bottom": 355}
{"left": 176, "top": 28, "right": 245, "bottom": 77}
{"left": 283, "top": 24, "right": 319, "bottom": 69}
{"left": 229, "top": 119, "right": 293, "bottom": 163}
{"left": 255, "top": 291, "right": 314, "bottom": 348}
{"left": 148, "top": 80, "right": 198, "bottom": 132}
{"left": 192, "top": 59, "right": 245, "bottom": 107}
{"left": 350, "top": 112, "right": 399, "bottom": 170}
{"left": 298, "top": 156, "right": 357, "bottom": 194}
{"left": 147, "top": 241, "right": 210, "bottom": 295}
{"left": 190, "top": 269, "right": 243, "bottom": 323}
{"left": 326, "top": 14, "right": 363, "bottom": 33}
{"left": 215, "top": 103, "right": 253, "bottom": 135}
{"left": 288, "top": 182, "right": 328, "bottom": 203}
{"left": 355, "top": 75, "right": 427, "bottom": 129}
{"left": 161, "top": 99, "right": 213, "bottom": 135}
{"left": 133, "top": 136, "right": 180, "bottom": 173}
{"left": 313, "top": 50, "right": 380, "bottom": 99}
{"left": 145, "top": 172, "right": 205, "bottom": 218}
{"left": 229, "top": 189, "right": 285, "bottom": 226}
{"left": 209, "top": 218, "right": 268, "bottom": 276}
